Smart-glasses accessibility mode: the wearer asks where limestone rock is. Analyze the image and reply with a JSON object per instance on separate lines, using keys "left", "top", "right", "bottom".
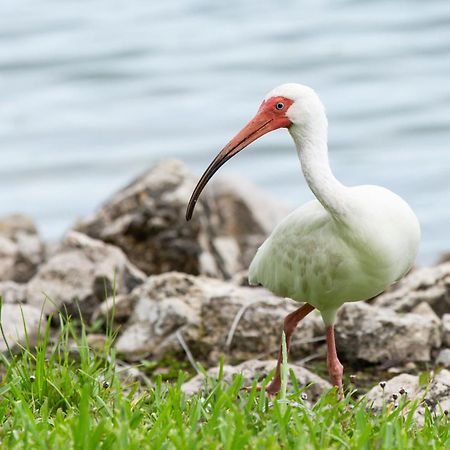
{"left": 436, "top": 349, "right": 450, "bottom": 368}
{"left": 0, "top": 303, "right": 42, "bottom": 352}
{"left": 98, "top": 272, "right": 314, "bottom": 365}
{"left": 26, "top": 231, "right": 146, "bottom": 317}
{"left": 438, "top": 251, "right": 450, "bottom": 263}
{"left": 94, "top": 292, "right": 137, "bottom": 323}
{"left": 209, "top": 176, "right": 290, "bottom": 271}
{"left": 75, "top": 160, "right": 289, "bottom": 279}
{"left": 366, "top": 370, "right": 450, "bottom": 418}
{"left": 373, "top": 263, "right": 450, "bottom": 317}
{"left": 0, "top": 281, "right": 27, "bottom": 303}
{"left": 0, "top": 214, "right": 45, "bottom": 283}
{"left": 336, "top": 302, "right": 441, "bottom": 364}
{"left": 443, "top": 314, "right": 450, "bottom": 347}
{"left": 425, "top": 369, "right": 450, "bottom": 410}
{"left": 181, "top": 359, "right": 331, "bottom": 401}
{"left": 366, "top": 373, "right": 420, "bottom": 410}
{"left": 411, "top": 301, "right": 441, "bottom": 323}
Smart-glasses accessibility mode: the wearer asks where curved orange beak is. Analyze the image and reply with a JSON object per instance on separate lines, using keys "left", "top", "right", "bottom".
{"left": 186, "top": 98, "right": 292, "bottom": 220}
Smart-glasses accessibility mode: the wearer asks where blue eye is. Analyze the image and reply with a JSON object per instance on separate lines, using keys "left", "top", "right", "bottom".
{"left": 276, "top": 102, "right": 285, "bottom": 110}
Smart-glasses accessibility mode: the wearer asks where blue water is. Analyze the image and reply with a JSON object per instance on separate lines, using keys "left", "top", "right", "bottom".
{"left": 1, "top": 0, "right": 450, "bottom": 264}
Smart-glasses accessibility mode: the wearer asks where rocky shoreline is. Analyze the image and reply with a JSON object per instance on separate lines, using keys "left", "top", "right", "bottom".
{"left": 1, "top": 159, "right": 450, "bottom": 415}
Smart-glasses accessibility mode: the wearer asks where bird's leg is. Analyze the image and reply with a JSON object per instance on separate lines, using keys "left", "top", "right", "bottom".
{"left": 265, "top": 303, "right": 315, "bottom": 395}
{"left": 325, "top": 325, "right": 344, "bottom": 400}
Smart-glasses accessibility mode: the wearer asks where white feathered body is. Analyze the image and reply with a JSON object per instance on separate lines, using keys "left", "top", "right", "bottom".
{"left": 249, "top": 184, "right": 420, "bottom": 325}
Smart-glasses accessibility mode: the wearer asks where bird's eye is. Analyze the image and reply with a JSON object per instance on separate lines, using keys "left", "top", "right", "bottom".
{"left": 275, "top": 102, "right": 285, "bottom": 110}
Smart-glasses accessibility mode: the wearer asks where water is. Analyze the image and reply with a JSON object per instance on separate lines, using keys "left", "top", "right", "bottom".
{"left": 1, "top": 0, "right": 450, "bottom": 265}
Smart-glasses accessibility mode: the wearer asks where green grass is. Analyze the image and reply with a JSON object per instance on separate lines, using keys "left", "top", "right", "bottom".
{"left": 0, "top": 312, "right": 449, "bottom": 449}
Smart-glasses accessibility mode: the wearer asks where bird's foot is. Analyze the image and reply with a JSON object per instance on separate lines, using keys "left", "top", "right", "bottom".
{"left": 241, "top": 380, "right": 280, "bottom": 397}
{"left": 241, "top": 385, "right": 260, "bottom": 393}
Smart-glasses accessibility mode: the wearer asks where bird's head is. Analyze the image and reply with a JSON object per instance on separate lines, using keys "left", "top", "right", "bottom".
{"left": 186, "top": 83, "right": 326, "bottom": 220}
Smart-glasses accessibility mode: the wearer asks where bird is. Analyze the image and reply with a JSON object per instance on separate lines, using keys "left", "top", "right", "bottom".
{"left": 185, "top": 83, "right": 420, "bottom": 398}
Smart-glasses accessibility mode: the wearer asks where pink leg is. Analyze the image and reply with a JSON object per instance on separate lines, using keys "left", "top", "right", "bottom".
{"left": 266, "top": 303, "right": 315, "bottom": 395}
{"left": 326, "top": 325, "right": 344, "bottom": 399}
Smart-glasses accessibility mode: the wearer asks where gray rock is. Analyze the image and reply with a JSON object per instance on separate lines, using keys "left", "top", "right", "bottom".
{"left": 366, "top": 373, "right": 420, "bottom": 410}
{"left": 75, "top": 159, "right": 289, "bottom": 279}
{"left": 336, "top": 302, "right": 441, "bottom": 364}
{"left": 425, "top": 369, "right": 450, "bottom": 410}
{"left": 0, "top": 214, "right": 44, "bottom": 283}
{"left": 411, "top": 301, "right": 441, "bottom": 324}
{"left": 26, "top": 231, "right": 146, "bottom": 317}
{"left": 443, "top": 314, "right": 450, "bottom": 347}
{"left": 0, "top": 281, "right": 27, "bottom": 303}
{"left": 373, "top": 263, "right": 450, "bottom": 317}
{"left": 366, "top": 370, "right": 450, "bottom": 419}
{"left": 181, "top": 359, "right": 331, "bottom": 401}
{"left": 438, "top": 251, "right": 450, "bottom": 263}
{"left": 99, "top": 272, "right": 315, "bottom": 365}
{"left": 436, "top": 349, "right": 450, "bottom": 368}
{"left": 209, "top": 176, "right": 290, "bottom": 272}
{"left": 94, "top": 292, "right": 137, "bottom": 323}
{"left": 0, "top": 303, "right": 42, "bottom": 352}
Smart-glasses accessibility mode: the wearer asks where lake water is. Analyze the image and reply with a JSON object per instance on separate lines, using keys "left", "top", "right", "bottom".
{"left": 1, "top": 0, "right": 450, "bottom": 265}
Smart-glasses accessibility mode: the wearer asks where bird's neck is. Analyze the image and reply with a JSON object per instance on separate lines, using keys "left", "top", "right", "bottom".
{"left": 289, "top": 121, "right": 349, "bottom": 219}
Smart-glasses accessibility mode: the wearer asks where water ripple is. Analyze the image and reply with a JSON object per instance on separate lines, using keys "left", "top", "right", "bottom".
{"left": 0, "top": 0, "right": 450, "bottom": 264}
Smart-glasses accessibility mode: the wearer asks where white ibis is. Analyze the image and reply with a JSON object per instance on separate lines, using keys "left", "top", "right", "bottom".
{"left": 186, "top": 84, "right": 420, "bottom": 397}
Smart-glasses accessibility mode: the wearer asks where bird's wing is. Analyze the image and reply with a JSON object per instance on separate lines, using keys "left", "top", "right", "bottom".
{"left": 248, "top": 199, "right": 360, "bottom": 308}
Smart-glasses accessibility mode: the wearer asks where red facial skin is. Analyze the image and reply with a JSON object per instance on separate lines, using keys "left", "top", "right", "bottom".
{"left": 186, "top": 96, "right": 294, "bottom": 220}
{"left": 255, "top": 96, "right": 294, "bottom": 128}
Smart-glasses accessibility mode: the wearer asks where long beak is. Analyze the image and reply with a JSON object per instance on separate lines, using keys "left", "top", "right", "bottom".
{"left": 186, "top": 109, "right": 285, "bottom": 220}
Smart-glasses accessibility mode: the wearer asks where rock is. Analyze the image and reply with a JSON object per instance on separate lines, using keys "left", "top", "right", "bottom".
{"left": 386, "top": 362, "right": 417, "bottom": 374}
{"left": 366, "top": 373, "right": 420, "bottom": 410}
{"left": 373, "top": 263, "right": 450, "bottom": 317}
{"left": 425, "top": 369, "right": 450, "bottom": 410}
{"left": 230, "top": 270, "right": 251, "bottom": 287}
{"left": 94, "top": 292, "right": 137, "bottom": 324}
{"left": 366, "top": 370, "right": 450, "bottom": 418}
{"left": 436, "top": 349, "right": 450, "bottom": 368}
{"left": 438, "top": 251, "right": 450, "bottom": 263}
{"left": 0, "top": 281, "right": 27, "bottom": 303}
{"left": 209, "top": 176, "right": 290, "bottom": 272}
{"left": 26, "top": 231, "right": 146, "bottom": 318}
{"left": 86, "top": 333, "right": 108, "bottom": 351}
{"left": 0, "top": 214, "right": 44, "bottom": 283}
{"left": 335, "top": 302, "right": 441, "bottom": 364}
{"left": 75, "top": 159, "right": 289, "bottom": 279}
{"left": 98, "top": 272, "right": 315, "bottom": 364}
{"left": 0, "top": 303, "right": 42, "bottom": 352}
{"left": 411, "top": 301, "right": 441, "bottom": 321}
{"left": 443, "top": 314, "right": 450, "bottom": 347}
{"left": 181, "top": 359, "right": 331, "bottom": 401}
